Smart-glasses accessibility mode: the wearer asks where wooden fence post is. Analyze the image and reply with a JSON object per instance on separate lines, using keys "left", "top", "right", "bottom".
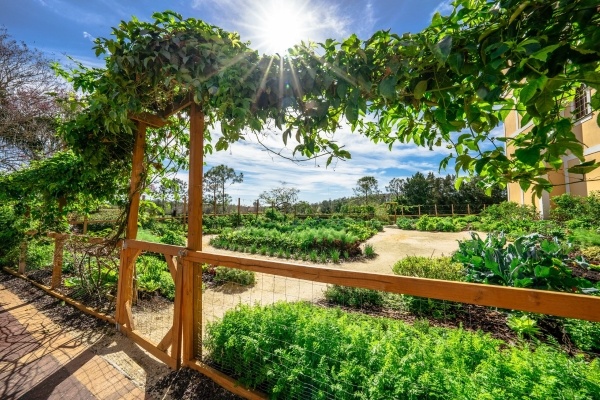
{"left": 116, "top": 121, "right": 146, "bottom": 328}
{"left": 237, "top": 198, "right": 241, "bottom": 219}
{"left": 418, "top": 205, "right": 421, "bottom": 216}
{"left": 184, "top": 102, "right": 205, "bottom": 366}
{"left": 451, "top": 204, "right": 454, "bottom": 216}
{"left": 434, "top": 204, "right": 438, "bottom": 216}
{"left": 83, "top": 215, "right": 88, "bottom": 234}
{"left": 18, "top": 241, "right": 27, "bottom": 275}
{"left": 256, "top": 200, "right": 259, "bottom": 216}
{"left": 51, "top": 234, "right": 66, "bottom": 289}
{"left": 467, "top": 204, "right": 471, "bottom": 215}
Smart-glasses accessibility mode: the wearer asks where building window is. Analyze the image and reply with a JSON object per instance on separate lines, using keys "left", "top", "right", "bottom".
{"left": 573, "top": 85, "right": 591, "bottom": 121}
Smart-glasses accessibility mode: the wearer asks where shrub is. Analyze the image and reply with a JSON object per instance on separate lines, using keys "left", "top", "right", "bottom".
{"left": 212, "top": 266, "right": 256, "bottom": 286}
{"left": 324, "top": 285, "right": 384, "bottom": 308}
{"left": 396, "top": 217, "right": 416, "bottom": 230}
{"left": 25, "top": 239, "right": 55, "bottom": 270}
{"left": 414, "top": 215, "right": 459, "bottom": 232}
{"left": 392, "top": 256, "right": 464, "bottom": 281}
{"left": 159, "top": 230, "right": 186, "bottom": 246}
{"left": 453, "top": 233, "right": 594, "bottom": 292}
{"left": 475, "top": 202, "right": 539, "bottom": 237}
{"left": 552, "top": 192, "right": 600, "bottom": 228}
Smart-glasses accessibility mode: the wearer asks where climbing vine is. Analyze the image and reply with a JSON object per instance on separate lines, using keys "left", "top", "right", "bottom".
{"left": 52, "top": 0, "right": 599, "bottom": 198}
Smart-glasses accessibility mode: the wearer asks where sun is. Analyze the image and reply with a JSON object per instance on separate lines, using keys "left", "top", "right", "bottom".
{"left": 246, "top": 0, "right": 315, "bottom": 54}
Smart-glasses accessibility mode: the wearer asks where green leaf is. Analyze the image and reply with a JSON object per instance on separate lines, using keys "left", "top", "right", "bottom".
{"left": 379, "top": 77, "right": 396, "bottom": 99}
{"left": 433, "top": 35, "right": 452, "bottom": 63}
{"left": 519, "top": 82, "right": 538, "bottom": 104}
{"left": 535, "top": 91, "right": 554, "bottom": 114}
{"left": 567, "top": 160, "right": 600, "bottom": 175}
{"left": 414, "top": 80, "right": 428, "bottom": 100}
{"left": 345, "top": 103, "right": 359, "bottom": 124}
{"left": 514, "top": 146, "right": 541, "bottom": 166}
{"left": 529, "top": 44, "right": 560, "bottom": 61}
{"left": 475, "top": 157, "right": 490, "bottom": 174}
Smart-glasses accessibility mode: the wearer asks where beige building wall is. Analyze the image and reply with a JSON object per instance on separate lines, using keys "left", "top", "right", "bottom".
{"left": 504, "top": 87, "right": 598, "bottom": 217}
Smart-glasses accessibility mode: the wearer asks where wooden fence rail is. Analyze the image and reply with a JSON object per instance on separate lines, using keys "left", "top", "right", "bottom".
{"left": 11, "top": 235, "right": 600, "bottom": 400}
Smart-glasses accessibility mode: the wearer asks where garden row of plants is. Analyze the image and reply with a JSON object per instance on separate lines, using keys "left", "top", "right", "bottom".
{"left": 209, "top": 212, "right": 382, "bottom": 262}
{"left": 323, "top": 231, "right": 600, "bottom": 353}
{"left": 205, "top": 301, "right": 600, "bottom": 399}
{"left": 396, "top": 194, "right": 600, "bottom": 241}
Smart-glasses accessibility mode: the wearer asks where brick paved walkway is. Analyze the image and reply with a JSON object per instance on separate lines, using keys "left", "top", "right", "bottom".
{"left": 0, "top": 284, "right": 148, "bottom": 399}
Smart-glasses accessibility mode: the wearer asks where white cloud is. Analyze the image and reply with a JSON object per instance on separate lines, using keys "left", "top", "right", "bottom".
{"left": 433, "top": 0, "right": 454, "bottom": 16}
{"left": 166, "top": 119, "right": 449, "bottom": 205}
{"left": 83, "top": 31, "right": 95, "bottom": 42}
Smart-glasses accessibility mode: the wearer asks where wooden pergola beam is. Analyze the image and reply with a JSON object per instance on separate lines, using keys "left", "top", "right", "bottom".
{"left": 160, "top": 94, "right": 194, "bottom": 119}
{"left": 129, "top": 112, "right": 167, "bottom": 128}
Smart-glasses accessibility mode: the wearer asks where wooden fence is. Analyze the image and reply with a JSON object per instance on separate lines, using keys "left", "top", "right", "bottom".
{"left": 7, "top": 233, "right": 600, "bottom": 399}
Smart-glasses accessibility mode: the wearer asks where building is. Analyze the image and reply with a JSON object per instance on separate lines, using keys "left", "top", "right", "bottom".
{"left": 504, "top": 85, "right": 600, "bottom": 218}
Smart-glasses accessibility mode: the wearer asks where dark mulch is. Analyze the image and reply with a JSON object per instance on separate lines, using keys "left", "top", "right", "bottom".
{"left": 148, "top": 368, "right": 242, "bottom": 400}
{"left": 0, "top": 270, "right": 241, "bottom": 400}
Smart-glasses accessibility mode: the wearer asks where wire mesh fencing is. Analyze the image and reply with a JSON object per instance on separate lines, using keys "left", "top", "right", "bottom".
{"left": 195, "top": 264, "right": 600, "bottom": 399}
{"left": 129, "top": 250, "right": 176, "bottom": 346}
{"left": 60, "top": 235, "right": 120, "bottom": 315}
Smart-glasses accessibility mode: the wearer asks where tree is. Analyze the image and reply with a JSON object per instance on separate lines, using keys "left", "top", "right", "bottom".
{"left": 386, "top": 178, "right": 405, "bottom": 203}
{"left": 354, "top": 176, "right": 379, "bottom": 204}
{"left": 401, "top": 172, "right": 430, "bottom": 206}
{"left": 203, "top": 165, "right": 243, "bottom": 214}
{"left": 0, "top": 28, "right": 66, "bottom": 171}
{"left": 259, "top": 186, "right": 299, "bottom": 213}
{"left": 57, "top": 2, "right": 600, "bottom": 203}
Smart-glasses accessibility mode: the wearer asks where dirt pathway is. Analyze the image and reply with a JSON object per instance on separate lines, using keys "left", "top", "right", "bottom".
{"left": 0, "top": 283, "right": 146, "bottom": 399}
{"left": 197, "top": 226, "right": 474, "bottom": 328}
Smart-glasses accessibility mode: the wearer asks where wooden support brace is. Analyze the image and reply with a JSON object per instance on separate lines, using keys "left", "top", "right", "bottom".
{"left": 157, "top": 327, "right": 173, "bottom": 352}
{"left": 165, "top": 254, "right": 178, "bottom": 281}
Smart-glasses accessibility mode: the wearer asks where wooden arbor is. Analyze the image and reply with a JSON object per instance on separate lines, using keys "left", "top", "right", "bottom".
{"left": 114, "top": 98, "right": 204, "bottom": 369}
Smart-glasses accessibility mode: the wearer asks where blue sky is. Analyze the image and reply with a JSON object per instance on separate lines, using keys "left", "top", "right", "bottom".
{"left": 1, "top": 0, "right": 500, "bottom": 205}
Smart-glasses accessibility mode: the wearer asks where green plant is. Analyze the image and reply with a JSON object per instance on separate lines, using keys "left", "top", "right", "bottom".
{"left": 212, "top": 267, "right": 256, "bottom": 286}
{"left": 364, "top": 243, "right": 375, "bottom": 258}
{"left": 507, "top": 314, "right": 540, "bottom": 338}
{"left": 309, "top": 250, "right": 318, "bottom": 262}
{"left": 393, "top": 256, "right": 464, "bottom": 281}
{"left": 324, "top": 285, "right": 384, "bottom": 308}
{"left": 581, "top": 246, "right": 600, "bottom": 263}
{"left": 206, "top": 302, "right": 600, "bottom": 399}
{"left": 570, "top": 228, "right": 600, "bottom": 247}
{"left": 330, "top": 249, "right": 340, "bottom": 264}
{"left": 159, "top": 230, "right": 186, "bottom": 246}
{"left": 25, "top": 239, "right": 54, "bottom": 270}
{"left": 454, "top": 232, "right": 595, "bottom": 292}
{"left": 402, "top": 295, "right": 461, "bottom": 319}
{"left": 563, "top": 318, "right": 600, "bottom": 353}
{"left": 396, "top": 217, "right": 416, "bottom": 230}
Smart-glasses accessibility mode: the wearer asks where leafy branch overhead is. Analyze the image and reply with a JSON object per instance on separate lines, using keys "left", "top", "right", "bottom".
{"left": 57, "top": 0, "right": 600, "bottom": 195}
